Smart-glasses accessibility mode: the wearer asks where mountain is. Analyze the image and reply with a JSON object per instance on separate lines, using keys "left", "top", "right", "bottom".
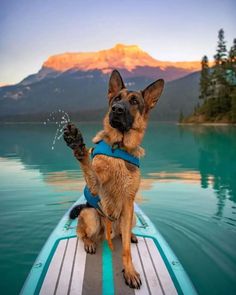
{"left": 153, "top": 71, "right": 200, "bottom": 121}
{"left": 0, "top": 44, "right": 200, "bottom": 121}
{"left": 0, "top": 82, "right": 9, "bottom": 87}
{"left": 0, "top": 70, "right": 200, "bottom": 122}
{"left": 43, "top": 44, "right": 200, "bottom": 73}
{"left": 20, "top": 44, "right": 200, "bottom": 85}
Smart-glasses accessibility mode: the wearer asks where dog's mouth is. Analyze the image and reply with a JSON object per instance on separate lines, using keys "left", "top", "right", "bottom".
{"left": 109, "top": 117, "right": 129, "bottom": 132}
{"left": 109, "top": 110, "right": 133, "bottom": 133}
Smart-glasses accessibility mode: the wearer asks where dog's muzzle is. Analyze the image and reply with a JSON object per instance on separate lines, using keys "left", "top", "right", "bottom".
{"left": 109, "top": 102, "right": 134, "bottom": 132}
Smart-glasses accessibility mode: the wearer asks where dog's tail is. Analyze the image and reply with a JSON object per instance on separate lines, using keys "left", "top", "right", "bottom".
{"left": 69, "top": 203, "right": 90, "bottom": 219}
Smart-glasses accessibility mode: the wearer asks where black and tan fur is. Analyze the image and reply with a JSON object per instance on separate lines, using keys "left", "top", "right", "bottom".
{"left": 64, "top": 70, "right": 164, "bottom": 289}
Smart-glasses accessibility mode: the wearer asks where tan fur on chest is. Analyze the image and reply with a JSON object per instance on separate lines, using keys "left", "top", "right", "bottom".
{"left": 92, "top": 155, "right": 140, "bottom": 219}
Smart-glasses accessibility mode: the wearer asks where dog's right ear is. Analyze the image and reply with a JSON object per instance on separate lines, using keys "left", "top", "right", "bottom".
{"left": 108, "top": 70, "right": 125, "bottom": 100}
{"left": 142, "top": 79, "right": 164, "bottom": 112}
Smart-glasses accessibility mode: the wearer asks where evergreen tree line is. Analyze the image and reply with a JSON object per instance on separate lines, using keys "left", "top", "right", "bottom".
{"left": 183, "top": 29, "right": 236, "bottom": 123}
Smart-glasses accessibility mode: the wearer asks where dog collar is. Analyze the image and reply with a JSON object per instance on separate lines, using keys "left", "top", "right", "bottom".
{"left": 91, "top": 140, "right": 140, "bottom": 167}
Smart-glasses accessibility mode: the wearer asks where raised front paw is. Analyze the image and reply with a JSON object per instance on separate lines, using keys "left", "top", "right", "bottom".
{"left": 63, "top": 123, "right": 86, "bottom": 156}
{"left": 122, "top": 268, "right": 142, "bottom": 289}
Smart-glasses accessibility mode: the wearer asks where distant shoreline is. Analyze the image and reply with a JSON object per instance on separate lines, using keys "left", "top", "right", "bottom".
{"left": 0, "top": 121, "right": 235, "bottom": 126}
{"left": 178, "top": 122, "right": 236, "bottom": 126}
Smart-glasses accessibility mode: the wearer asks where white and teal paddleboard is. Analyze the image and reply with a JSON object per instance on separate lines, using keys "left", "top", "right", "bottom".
{"left": 21, "top": 196, "right": 197, "bottom": 295}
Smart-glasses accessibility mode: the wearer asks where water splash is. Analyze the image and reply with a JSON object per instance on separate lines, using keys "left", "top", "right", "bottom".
{"left": 43, "top": 109, "right": 71, "bottom": 150}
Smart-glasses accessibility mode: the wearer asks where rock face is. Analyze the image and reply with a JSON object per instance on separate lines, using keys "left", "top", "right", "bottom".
{"left": 18, "top": 44, "right": 200, "bottom": 86}
{"left": 43, "top": 43, "right": 200, "bottom": 75}
{"left": 0, "top": 44, "right": 201, "bottom": 121}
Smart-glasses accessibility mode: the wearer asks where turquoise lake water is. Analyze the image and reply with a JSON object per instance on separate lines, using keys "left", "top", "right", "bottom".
{"left": 0, "top": 122, "right": 236, "bottom": 295}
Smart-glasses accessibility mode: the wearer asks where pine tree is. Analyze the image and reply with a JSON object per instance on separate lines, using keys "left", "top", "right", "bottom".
{"left": 199, "top": 55, "right": 210, "bottom": 99}
{"left": 212, "top": 29, "right": 230, "bottom": 115}
{"left": 228, "top": 39, "right": 236, "bottom": 76}
{"left": 228, "top": 38, "right": 236, "bottom": 65}
{"left": 214, "top": 29, "right": 227, "bottom": 66}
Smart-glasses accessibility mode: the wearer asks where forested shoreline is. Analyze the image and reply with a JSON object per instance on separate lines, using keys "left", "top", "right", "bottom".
{"left": 181, "top": 29, "right": 236, "bottom": 124}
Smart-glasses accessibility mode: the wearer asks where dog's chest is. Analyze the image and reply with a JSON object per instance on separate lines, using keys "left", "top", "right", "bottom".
{"left": 92, "top": 155, "right": 140, "bottom": 194}
{"left": 92, "top": 155, "right": 140, "bottom": 218}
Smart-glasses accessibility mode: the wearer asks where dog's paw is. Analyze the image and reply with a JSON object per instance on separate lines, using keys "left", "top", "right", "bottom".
{"left": 131, "top": 233, "right": 138, "bottom": 243}
{"left": 122, "top": 269, "right": 142, "bottom": 289}
{"left": 63, "top": 123, "right": 85, "bottom": 158}
{"left": 63, "top": 123, "right": 84, "bottom": 149}
{"left": 84, "top": 240, "right": 96, "bottom": 254}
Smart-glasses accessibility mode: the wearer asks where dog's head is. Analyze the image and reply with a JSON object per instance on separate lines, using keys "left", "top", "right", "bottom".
{"left": 100, "top": 70, "right": 164, "bottom": 152}
{"left": 107, "top": 70, "right": 164, "bottom": 133}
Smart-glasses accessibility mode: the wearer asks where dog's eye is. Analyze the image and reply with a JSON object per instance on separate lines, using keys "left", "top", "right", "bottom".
{"left": 130, "top": 97, "right": 138, "bottom": 105}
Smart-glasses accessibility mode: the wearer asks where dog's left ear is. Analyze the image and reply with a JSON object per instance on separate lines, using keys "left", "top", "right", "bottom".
{"left": 142, "top": 79, "right": 164, "bottom": 111}
{"left": 108, "top": 70, "right": 125, "bottom": 100}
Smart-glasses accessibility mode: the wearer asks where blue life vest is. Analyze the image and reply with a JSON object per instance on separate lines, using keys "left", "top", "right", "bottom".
{"left": 91, "top": 140, "right": 140, "bottom": 167}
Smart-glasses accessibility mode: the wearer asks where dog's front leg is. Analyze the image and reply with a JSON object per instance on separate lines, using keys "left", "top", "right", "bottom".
{"left": 121, "top": 201, "right": 142, "bottom": 289}
{"left": 78, "top": 150, "right": 99, "bottom": 195}
{"left": 63, "top": 123, "right": 98, "bottom": 195}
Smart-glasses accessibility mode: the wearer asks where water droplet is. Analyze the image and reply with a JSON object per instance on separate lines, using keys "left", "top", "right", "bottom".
{"left": 44, "top": 109, "right": 71, "bottom": 151}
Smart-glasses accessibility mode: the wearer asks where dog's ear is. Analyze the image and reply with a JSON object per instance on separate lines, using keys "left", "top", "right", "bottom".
{"left": 142, "top": 79, "right": 164, "bottom": 111}
{"left": 108, "top": 70, "right": 125, "bottom": 100}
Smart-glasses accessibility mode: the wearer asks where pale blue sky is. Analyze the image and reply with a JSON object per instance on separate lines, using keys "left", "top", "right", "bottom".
{"left": 0, "top": 0, "right": 235, "bottom": 84}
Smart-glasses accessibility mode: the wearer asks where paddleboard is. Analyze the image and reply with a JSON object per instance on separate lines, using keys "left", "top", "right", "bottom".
{"left": 20, "top": 196, "right": 197, "bottom": 295}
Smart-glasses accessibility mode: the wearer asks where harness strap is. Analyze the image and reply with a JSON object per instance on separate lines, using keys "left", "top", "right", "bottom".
{"left": 83, "top": 185, "right": 116, "bottom": 250}
{"left": 84, "top": 186, "right": 116, "bottom": 222}
{"left": 91, "top": 140, "right": 140, "bottom": 167}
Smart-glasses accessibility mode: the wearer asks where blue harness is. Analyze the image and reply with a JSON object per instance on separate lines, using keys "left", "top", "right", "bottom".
{"left": 91, "top": 140, "right": 140, "bottom": 168}
{"left": 84, "top": 140, "right": 140, "bottom": 219}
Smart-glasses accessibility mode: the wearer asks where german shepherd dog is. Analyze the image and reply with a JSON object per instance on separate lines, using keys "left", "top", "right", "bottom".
{"left": 63, "top": 70, "right": 164, "bottom": 289}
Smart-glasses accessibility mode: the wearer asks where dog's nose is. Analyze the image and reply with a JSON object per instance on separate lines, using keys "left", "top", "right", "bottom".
{"left": 112, "top": 103, "right": 125, "bottom": 115}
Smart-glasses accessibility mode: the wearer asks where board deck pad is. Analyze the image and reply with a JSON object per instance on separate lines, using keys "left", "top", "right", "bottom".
{"left": 39, "top": 236, "right": 177, "bottom": 295}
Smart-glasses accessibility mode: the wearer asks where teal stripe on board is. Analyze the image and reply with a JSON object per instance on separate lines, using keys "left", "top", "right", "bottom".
{"left": 102, "top": 241, "right": 114, "bottom": 295}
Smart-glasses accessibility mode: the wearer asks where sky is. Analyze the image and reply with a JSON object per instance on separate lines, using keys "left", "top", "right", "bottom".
{"left": 0, "top": 0, "right": 235, "bottom": 85}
